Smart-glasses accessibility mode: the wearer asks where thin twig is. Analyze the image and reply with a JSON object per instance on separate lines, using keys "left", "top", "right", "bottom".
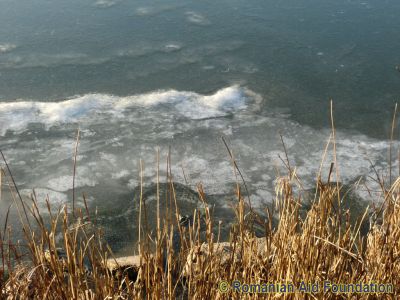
{"left": 72, "top": 128, "right": 80, "bottom": 218}
{"left": 279, "top": 134, "right": 292, "bottom": 177}
{"left": 221, "top": 136, "right": 252, "bottom": 211}
{"left": 0, "top": 150, "right": 32, "bottom": 230}
{"left": 389, "top": 103, "right": 397, "bottom": 186}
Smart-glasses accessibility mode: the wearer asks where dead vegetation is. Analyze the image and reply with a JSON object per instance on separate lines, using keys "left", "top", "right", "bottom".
{"left": 0, "top": 108, "right": 399, "bottom": 299}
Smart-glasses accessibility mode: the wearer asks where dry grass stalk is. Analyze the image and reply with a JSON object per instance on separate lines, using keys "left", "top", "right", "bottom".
{"left": 0, "top": 129, "right": 399, "bottom": 299}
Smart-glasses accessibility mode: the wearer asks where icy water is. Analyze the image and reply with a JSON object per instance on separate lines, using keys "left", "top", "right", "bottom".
{"left": 0, "top": 0, "right": 399, "bottom": 252}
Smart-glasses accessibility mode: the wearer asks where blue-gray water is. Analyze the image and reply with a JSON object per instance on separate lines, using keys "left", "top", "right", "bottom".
{"left": 0, "top": 0, "right": 399, "bottom": 252}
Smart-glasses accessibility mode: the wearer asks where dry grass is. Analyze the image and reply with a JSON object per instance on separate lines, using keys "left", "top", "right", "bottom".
{"left": 0, "top": 131, "right": 399, "bottom": 299}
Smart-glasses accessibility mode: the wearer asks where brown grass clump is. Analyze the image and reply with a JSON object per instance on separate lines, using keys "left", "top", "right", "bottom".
{"left": 0, "top": 160, "right": 399, "bottom": 299}
{"left": 0, "top": 124, "right": 400, "bottom": 299}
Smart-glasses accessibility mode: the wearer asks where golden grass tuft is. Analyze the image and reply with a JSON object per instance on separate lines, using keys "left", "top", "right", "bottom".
{"left": 0, "top": 164, "right": 399, "bottom": 299}
{"left": 1, "top": 118, "right": 400, "bottom": 298}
